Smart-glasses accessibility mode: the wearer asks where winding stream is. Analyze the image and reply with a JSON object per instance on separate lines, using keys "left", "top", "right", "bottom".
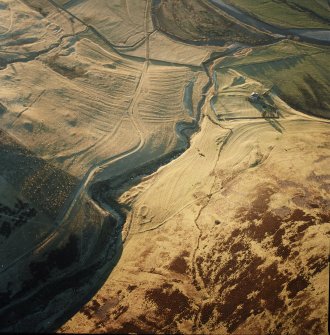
{"left": 2, "top": 0, "right": 329, "bottom": 331}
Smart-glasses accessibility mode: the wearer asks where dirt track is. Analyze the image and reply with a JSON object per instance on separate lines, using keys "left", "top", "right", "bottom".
{"left": 209, "top": 0, "right": 330, "bottom": 44}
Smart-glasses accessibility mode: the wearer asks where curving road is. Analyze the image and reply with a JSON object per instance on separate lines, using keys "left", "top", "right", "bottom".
{"left": 0, "top": 0, "right": 150, "bottom": 275}
{"left": 209, "top": 0, "right": 330, "bottom": 45}
{"left": 3, "top": 0, "right": 329, "bottom": 330}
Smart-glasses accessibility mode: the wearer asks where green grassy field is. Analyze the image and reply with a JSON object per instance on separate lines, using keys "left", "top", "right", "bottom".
{"left": 153, "top": 0, "right": 276, "bottom": 45}
{"left": 223, "top": 0, "right": 330, "bottom": 29}
{"left": 218, "top": 41, "right": 330, "bottom": 118}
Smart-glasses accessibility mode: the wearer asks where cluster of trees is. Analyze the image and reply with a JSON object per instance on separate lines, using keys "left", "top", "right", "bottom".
{"left": 0, "top": 199, "right": 37, "bottom": 239}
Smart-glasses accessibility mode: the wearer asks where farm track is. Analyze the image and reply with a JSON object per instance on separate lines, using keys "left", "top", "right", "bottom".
{"left": 1, "top": 0, "right": 199, "bottom": 282}
{"left": 2, "top": 0, "right": 206, "bottom": 281}
{"left": 1, "top": 0, "right": 151, "bottom": 275}
{"left": 2, "top": 0, "right": 329, "bottom": 331}
{"left": 0, "top": 1, "right": 150, "bottom": 325}
{"left": 3, "top": 0, "right": 327, "bottom": 287}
